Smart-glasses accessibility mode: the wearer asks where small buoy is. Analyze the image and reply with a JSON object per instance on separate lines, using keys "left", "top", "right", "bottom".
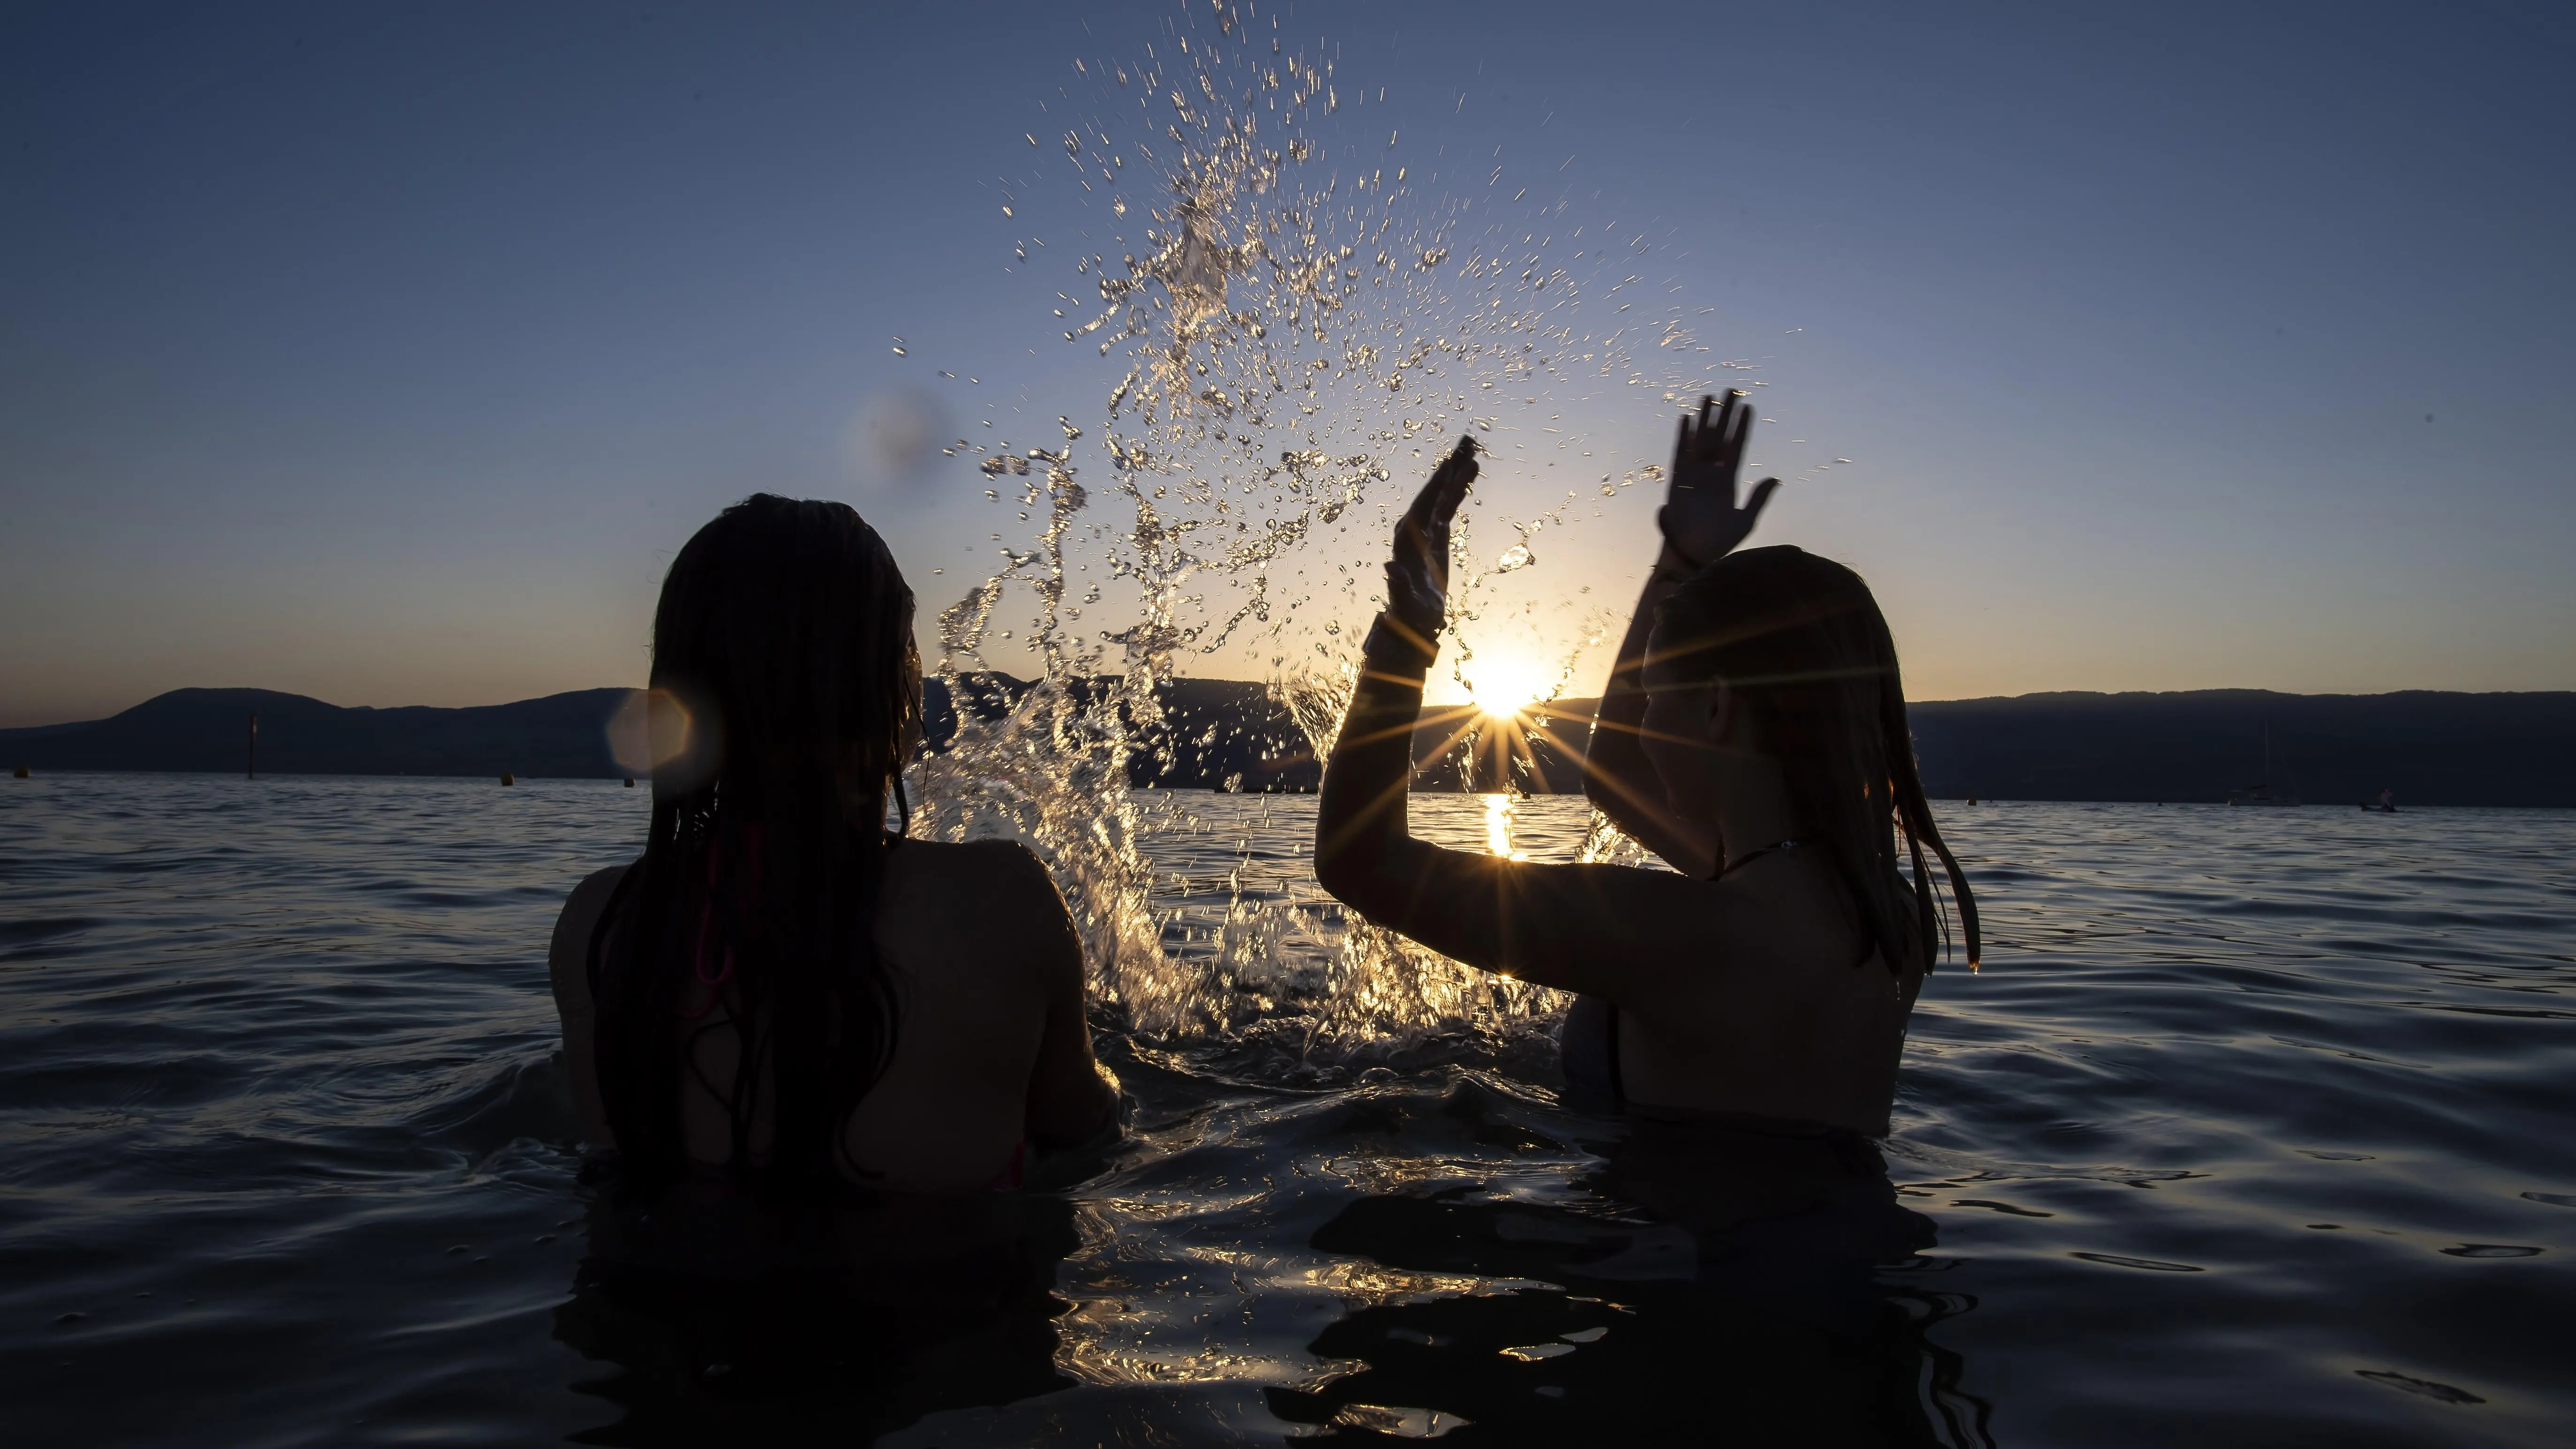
{"left": 500, "top": 773, "right": 515, "bottom": 787}
{"left": 622, "top": 777, "right": 636, "bottom": 787}
{"left": 12, "top": 765, "right": 27, "bottom": 779}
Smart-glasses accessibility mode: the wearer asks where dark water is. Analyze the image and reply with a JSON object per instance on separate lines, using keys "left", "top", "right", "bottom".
{"left": 3, "top": 775, "right": 2571, "bottom": 1446}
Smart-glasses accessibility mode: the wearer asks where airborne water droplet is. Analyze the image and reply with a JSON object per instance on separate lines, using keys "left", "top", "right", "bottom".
{"left": 911, "top": 23, "right": 1690, "bottom": 1055}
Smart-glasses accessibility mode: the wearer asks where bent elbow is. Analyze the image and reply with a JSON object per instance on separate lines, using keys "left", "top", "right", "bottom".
{"left": 1312, "top": 835, "right": 1388, "bottom": 916}
{"left": 1313, "top": 846, "right": 1364, "bottom": 909}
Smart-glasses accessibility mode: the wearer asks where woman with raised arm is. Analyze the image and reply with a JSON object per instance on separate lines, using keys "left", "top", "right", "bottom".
{"left": 548, "top": 495, "right": 1119, "bottom": 1198}
{"left": 1314, "top": 397, "right": 1975, "bottom": 1135}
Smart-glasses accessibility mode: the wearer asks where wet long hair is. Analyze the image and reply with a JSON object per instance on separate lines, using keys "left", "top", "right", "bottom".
{"left": 590, "top": 494, "right": 921, "bottom": 1189}
{"left": 1652, "top": 546, "right": 1978, "bottom": 973}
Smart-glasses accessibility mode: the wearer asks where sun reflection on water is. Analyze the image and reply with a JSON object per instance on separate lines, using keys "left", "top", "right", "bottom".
{"left": 1482, "top": 793, "right": 1529, "bottom": 862}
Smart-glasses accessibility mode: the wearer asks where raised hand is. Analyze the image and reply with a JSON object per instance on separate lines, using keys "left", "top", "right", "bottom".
{"left": 1384, "top": 434, "right": 1479, "bottom": 637}
{"left": 1659, "top": 391, "right": 1780, "bottom": 569}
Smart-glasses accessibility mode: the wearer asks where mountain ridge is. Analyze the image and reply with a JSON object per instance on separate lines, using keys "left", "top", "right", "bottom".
{"left": 7, "top": 683, "right": 2571, "bottom": 807}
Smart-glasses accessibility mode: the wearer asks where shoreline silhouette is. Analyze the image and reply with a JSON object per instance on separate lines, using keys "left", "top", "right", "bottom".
{"left": 9, "top": 682, "right": 2573, "bottom": 806}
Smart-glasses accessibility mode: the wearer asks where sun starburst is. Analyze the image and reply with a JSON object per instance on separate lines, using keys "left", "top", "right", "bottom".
{"left": 1464, "top": 653, "right": 1553, "bottom": 721}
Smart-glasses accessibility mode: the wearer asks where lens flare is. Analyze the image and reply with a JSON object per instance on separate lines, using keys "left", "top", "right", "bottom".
{"left": 606, "top": 689, "right": 708, "bottom": 787}
{"left": 606, "top": 690, "right": 654, "bottom": 777}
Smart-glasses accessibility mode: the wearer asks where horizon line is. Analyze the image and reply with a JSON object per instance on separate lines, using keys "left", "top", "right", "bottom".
{"left": 9, "top": 677, "right": 2576, "bottom": 734}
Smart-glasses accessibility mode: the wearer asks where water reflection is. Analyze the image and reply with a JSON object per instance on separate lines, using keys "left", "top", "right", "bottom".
{"left": 551, "top": 1179, "right": 1080, "bottom": 1444}
{"left": 1276, "top": 1108, "right": 1992, "bottom": 1445}
{"left": 1482, "top": 793, "right": 1530, "bottom": 862}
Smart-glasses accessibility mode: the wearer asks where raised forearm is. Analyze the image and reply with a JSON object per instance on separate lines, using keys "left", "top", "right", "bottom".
{"left": 1584, "top": 558, "right": 1673, "bottom": 803}
{"left": 1583, "top": 544, "right": 1717, "bottom": 877}
{"left": 1316, "top": 618, "right": 1435, "bottom": 909}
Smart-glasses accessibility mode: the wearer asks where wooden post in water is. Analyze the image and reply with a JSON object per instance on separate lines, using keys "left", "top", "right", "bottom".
{"left": 247, "top": 714, "right": 258, "bottom": 780}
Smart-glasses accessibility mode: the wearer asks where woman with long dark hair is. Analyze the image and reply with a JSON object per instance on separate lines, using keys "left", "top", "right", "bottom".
{"left": 548, "top": 494, "right": 1119, "bottom": 1194}
{"left": 1315, "top": 395, "right": 1975, "bottom": 1135}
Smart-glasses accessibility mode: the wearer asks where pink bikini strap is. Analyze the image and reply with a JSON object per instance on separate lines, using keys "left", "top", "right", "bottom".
{"left": 679, "top": 827, "right": 762, "bottom": 1019}
{"left": 990, "top": 1139, "right": 1027, "bottom": 1191}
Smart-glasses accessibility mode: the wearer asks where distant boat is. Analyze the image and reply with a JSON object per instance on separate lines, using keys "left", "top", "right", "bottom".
{"left": 2228, "top": 721, "right": 2301, "bottom": 807}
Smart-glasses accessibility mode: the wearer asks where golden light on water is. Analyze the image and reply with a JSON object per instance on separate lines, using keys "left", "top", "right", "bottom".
{"left": 1483, "top": 793, "right": 1529, "bottom": 862}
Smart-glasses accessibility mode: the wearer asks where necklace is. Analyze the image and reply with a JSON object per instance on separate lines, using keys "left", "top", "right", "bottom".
{"left": 1718, "top": 838, "right": 1799, "bottom": 878}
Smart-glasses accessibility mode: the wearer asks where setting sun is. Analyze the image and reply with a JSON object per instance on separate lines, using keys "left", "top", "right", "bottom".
{"left": 1464, "top": 652, "right": 1556, "bottom": 720}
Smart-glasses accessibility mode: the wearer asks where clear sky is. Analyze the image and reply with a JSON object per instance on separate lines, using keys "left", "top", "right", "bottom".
{"left": 5, "top": 0, "right": 2571, "bottom": 727}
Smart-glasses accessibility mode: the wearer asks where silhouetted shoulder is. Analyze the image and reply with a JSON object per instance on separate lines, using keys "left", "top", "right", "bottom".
{"left": 879, "top": 838, "right": 1079, "bottom": 976}
{"left": 547, "top": 862, "right": 633, "bottom": 1148}
{"left": 548, "top": 864, "right": 632, "bottom": 1006}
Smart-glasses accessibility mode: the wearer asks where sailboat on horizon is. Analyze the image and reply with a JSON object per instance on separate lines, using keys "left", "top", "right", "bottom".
{"left": 2228, "top": 720, "right": 2301, "bottom": 807}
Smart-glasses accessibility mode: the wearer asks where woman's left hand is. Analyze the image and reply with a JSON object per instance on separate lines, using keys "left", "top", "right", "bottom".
{"left": 1384, "top": 435, "right": 1479, "bottom": 637}
{"left": 1660, "top": 391, "right": 1780, "bottom": 569}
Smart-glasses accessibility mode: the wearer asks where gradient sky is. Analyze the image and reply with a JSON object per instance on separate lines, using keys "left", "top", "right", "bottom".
{"left": 6, "top": 0, "right": 2572, "bottom": 727}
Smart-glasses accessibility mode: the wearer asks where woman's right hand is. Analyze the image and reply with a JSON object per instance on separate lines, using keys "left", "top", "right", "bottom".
{"left": 1659, "top": 391, "right": 1781, "bottom": 569}
{"left": 1383, "top": 434, "right": 1479, "bottom": 637}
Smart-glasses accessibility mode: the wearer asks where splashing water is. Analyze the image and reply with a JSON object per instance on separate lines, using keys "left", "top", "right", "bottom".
{"left": 909, "top": 4, "right": 1722, "bottom": 1072}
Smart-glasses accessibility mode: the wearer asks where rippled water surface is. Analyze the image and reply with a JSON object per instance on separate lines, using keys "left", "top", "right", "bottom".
{"left": 3, "top": 775, "right": 2572, "bottom": 1446}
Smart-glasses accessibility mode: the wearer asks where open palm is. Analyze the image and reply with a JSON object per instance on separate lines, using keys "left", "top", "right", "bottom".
{"left": 1385, "top": 435, "right": 1479, "bottom": 634}
{"left": 1660, "top": 390, "right": 1780, "bottom": 568}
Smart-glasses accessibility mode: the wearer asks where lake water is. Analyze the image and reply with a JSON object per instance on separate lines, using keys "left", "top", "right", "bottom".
{"left": 2, "top": 774, "right": 2571, "bottom": 1446}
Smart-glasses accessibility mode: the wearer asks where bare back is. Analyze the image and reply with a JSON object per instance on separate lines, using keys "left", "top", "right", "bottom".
{"left": 549, "top": 837, "right": 1118, "bottom": 1194}
{"left": 1315, "top": 802, "right": 1924, "bottom": 1135}
{"left": 1609, "top": 851, "right": 1924, "bottom": 1134}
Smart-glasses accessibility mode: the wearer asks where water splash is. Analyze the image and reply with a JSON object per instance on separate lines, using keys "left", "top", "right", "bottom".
{"left": 908, "top": 3, "right": 1711, "bottom": 1071}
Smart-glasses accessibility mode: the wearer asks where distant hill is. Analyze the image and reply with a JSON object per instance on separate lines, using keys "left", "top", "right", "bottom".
{"left": 0, "top": 679, "right": 1313, "bottom": 786}
{"left": 1903, "top": 689, "right": 2576, "bottom": 807}
{"left": 7, "top": 683, "right": 2571, "bottom": 807}
{"left": 0, "top": 687, "right": 644, "bottom": 779}
{"left": 1419, "top": 689, "right": 2576, "bottom": 807}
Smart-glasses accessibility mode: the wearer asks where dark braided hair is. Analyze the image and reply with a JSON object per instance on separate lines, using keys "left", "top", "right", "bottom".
{"left": 1652, "top": 545, "right": 1978, "bottom": 973}
{"left": 590, "top": 494, "right": 920, "bottom": 1191}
